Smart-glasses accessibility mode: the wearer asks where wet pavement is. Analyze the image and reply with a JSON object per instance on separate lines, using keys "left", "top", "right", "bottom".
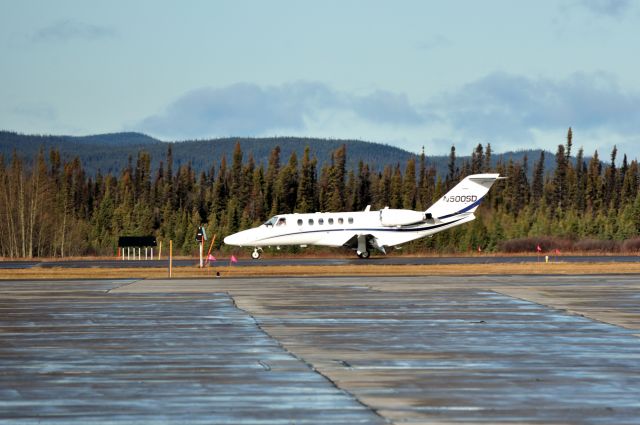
{"left": 0, "top": 280, "right": 384, "bottom": 424}
{"left": 2, "top": 275, "right": 640, "bottom": 424}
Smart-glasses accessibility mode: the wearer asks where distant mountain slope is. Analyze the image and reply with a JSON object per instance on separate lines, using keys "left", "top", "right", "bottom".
{"left": 0, "top": 131, "right": 556, "bottom": 177}
{"left": 0, "top": 131, "right": 160, "bottom": 149}
{"left": 0, "top": 132, "right": 419, "bottom": 175}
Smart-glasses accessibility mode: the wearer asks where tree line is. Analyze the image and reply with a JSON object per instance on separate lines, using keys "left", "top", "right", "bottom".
{"left": 1, "top": 128, "right": 639, "bottom": 258}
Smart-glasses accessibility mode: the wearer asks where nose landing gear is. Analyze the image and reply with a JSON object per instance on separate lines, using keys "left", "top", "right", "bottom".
{"left": 251, "top": 248, "right": 262, "bottom": 259}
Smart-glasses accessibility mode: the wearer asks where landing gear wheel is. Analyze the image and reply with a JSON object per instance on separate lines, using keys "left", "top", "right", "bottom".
{"left": 251, "top": 249, "right": 261, "bottom": 260}
{"left": 357, "top": 250, "right": 370, "bottom": 259}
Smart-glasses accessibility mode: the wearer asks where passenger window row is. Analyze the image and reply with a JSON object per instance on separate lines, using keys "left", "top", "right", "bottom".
{"left": 297, "top": 217, "right": 354, "bottom": 226}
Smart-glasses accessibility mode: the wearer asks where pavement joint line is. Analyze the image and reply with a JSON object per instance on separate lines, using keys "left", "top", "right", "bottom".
{"left": 490, "top": 286, "right": 637, "bottom": 333}
{"left": 225, "top": 290, "right": 393, "bottom": 425}
{"left": 490, "top": 288, "right": 626, "bottom": 329}
{"left": 105, "top": 279, "right": 145, "bottom": 293}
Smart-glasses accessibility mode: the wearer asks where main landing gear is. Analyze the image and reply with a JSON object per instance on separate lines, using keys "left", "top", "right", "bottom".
{"left": 251, "top": 248, "right": 262, "bottom": 259}
{"left": 357, "top": 250, "right": 370, "bottom": 259}
{"left": 356, "top": 234, "right": 370, "bottom": 259}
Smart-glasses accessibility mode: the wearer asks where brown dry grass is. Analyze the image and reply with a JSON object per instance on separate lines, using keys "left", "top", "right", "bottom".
{"left": 2, "top": 262, "right": 640, "bottom": 280}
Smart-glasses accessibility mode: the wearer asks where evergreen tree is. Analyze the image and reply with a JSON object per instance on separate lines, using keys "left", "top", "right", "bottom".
{"left": 573, "top": 147, "right": 586, "bottom": 213}
{"left": 296, "top": 146, "right": 317, "bottom": 213}
{"left": 621, "top": 160, "right": 638, "bottom": 205}
{"left": 603, "top": 146, "right": 618, "bottom": 210}
{"left": 483, "top": 143, "right": 492, "bottom": 172}
{"left": 230, "top": 142, "right": 243, "bottom": 196}
{"left": 390, "top": 164, "right": 403, "bottom": 208}
{"left": 326, "top": 145, "right": 347, "bottom": 211}
{"left": 552, "top": 144, "right": 568, "bottom": 216}
{"left": 565, "top": 127, "right": 573, "bottom": 160}
{"left": 402, "top": 157, "right": 416, "bottom": 209}
{"left": 446, "top": 145, "right": 457, "bottom": 189}
{"left": 276, "top": 152, "right": 299, "bottom": 214}
{"left": 355, "top": 161, "right": 371, "bottom": 211}
{"left": 264, "top": 146, "right": 281, "bottom": 214}
{"left": 586, "top": 150, "right": 602, "bottom": 214}
{"left": 246, "top": 166, "right": 265, "bottom": 224}
{"left": 471, "top": 144, "right": 484, "bottom": 174}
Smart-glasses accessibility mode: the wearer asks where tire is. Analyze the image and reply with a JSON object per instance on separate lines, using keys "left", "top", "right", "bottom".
{"left": 251, "top": 250, "right": 261, "bottom": 259}
{"left": 359, "top": 250, "right": 370, "bottom": 259}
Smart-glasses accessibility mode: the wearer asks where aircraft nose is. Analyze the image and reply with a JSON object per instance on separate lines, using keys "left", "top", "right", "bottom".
{"left": 223, "top": 233, "right": 240, "bottom": 245}
{"left": 224, "top": 229, "right": 252, "bottom": 246}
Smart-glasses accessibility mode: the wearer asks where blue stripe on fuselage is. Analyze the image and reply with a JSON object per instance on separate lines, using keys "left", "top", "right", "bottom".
{"left": 251, "top": 216, "right": 466, "bottom": 243}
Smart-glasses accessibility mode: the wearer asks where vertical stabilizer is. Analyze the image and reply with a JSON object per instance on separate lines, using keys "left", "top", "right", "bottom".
{"left": 426, "top": 173, "right": 500, "bottom": 220}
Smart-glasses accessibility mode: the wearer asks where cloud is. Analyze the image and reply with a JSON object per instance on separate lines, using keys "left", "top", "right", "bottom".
{"left": 353, "top": 90, "right": 425, "bottom": 125}
{"left": 32, "top": 19, "right": 116, "bottom": 42}
{"left": 136, "top": 82, "right": 427, "bottom": 139}
{"left": 134, "top": 75, "right": 640, "bottom": 159}
{"left": 430, "top": 71, "right": 640, "bottom": 144}
{"left": 575, "top": 0, "right": 633, "bottom": 18}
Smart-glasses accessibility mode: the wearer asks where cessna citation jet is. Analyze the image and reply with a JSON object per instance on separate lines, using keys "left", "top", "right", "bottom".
{"left": 224, "top": 173, "right": 501, "bottom": 259}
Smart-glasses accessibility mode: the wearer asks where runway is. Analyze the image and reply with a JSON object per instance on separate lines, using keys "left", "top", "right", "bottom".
{"left": 2, "top": 275, "right": 640, "bottom": 424}
{"left": 1, "top": 254, "right": 639, "bottom": 269}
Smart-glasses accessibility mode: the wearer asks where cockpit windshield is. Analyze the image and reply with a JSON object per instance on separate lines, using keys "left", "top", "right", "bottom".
{"left": 264, "top": 216, "right": 287, "bottom": 227}
{"left": 263, "top": 216, "right": 278, "bottom": 227}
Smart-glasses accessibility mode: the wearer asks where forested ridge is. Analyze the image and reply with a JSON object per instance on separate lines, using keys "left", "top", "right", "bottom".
{"left": 1, "top": 128, "right": 639, "bottom": 258}
{"left": 0, "top": 130, "right": 552, "bottom": 178}
{"left": 0, "top": 131, "right": 420, "bottom": 176}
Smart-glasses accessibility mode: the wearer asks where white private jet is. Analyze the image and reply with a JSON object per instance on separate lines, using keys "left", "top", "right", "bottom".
{"left": 224, "top": 173, "right": 501, "bottom": 259}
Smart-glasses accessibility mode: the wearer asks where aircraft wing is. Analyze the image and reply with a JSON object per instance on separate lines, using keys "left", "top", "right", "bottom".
{"left": 342, "top": 234, "right": 362, "bottom": 249}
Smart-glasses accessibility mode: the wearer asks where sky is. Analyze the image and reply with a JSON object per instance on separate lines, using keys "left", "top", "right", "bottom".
{"left": 2, "top": 0, "right": 640, "bottom": 159}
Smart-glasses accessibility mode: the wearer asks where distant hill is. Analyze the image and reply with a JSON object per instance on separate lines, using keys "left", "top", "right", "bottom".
{"left": 0, "top": 131, "right": 421, "bottom": 175}
{"left": 0, "top": 130, "right": 557, "bottom": 177}
{"left": 0, "top": 131, "right": 162, "bottom": 175}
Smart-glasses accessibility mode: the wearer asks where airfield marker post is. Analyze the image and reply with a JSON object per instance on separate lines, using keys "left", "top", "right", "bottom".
{"left": 169, "top": 240, "right": 173, "bottom": 278}
{"left": 158, "top": 241, "right": 162, "bottom": 260}
{"left": 205, "top": 235, "right": 216, "bottom": 266}
{"left": 196, "top": 225, "right": 207, "bottom": 268}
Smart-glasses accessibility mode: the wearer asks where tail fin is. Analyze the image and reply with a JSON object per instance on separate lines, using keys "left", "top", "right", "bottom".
{"left": 425, "top": 173, "right": 501, "bottom": 220}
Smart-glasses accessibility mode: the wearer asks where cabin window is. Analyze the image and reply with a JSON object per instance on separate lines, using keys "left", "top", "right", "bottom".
{"left": 297, "top": 219, "right": 303, "bottom": 226}
{"left": 338, "top": 217, "right": 344, "bottom": 224}
{"left": 328, "top": 218, "right": 334, "bottom": 225}
{"left": 308, "top": 218, "right": 314, "bottom": 225}
{"left": 348, "top": 217, "right": 354, "bottom": 224}
{"left": 318, "top": 218, "right": 324, "bottom": 225}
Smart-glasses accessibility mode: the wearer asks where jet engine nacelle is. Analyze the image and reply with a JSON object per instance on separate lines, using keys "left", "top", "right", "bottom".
{"left": 379, "top": 208, "right": 426, "bottom": 227}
